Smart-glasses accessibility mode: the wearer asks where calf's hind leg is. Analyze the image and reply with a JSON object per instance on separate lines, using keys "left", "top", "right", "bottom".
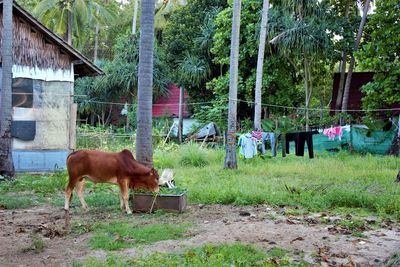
{"left": 76, "top": 179, "right": 89, "bottom": 210}
{"left": 64, "top": 179, "right": 76, "bottom": 211}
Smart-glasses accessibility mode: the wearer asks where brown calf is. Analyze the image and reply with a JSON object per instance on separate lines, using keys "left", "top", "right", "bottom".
{"left": 64, "top": 149, "right": 159, "bottom": 214}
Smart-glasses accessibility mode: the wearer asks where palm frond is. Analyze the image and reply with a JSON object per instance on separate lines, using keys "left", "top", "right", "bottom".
{"left": 178, "top": 54, "right": 211, "bottom": 88}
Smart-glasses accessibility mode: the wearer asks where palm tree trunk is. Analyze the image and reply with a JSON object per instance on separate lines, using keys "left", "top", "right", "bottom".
{"left": 335, "top": 54, "right": 347, "bottom": 112}
{"left": 178, "top": 86, "right": 184, "bottom": 143}
{"left": 0, "top": 0, "right": 15, "bottom": 178}
{"left": 254, "top": 0, "right": 269, "bottom": 130}
{"left": 304, "top": 57, "right": 310, "bottom": 131}
{"left": 224, "top": 0, "right": 241, "bottom": 169}
{"left": 93, "top": 6, "right": 100, "bottom": 61}
{"left": 341, "top": 0, "right": 371, "bottom": 114}
{"left": 132, "top": 0, "right": 139, "bottom": 36}
{"left": 335, "top": 1, "right": 351, "bottom": 113}
{"left": 136, "top": 0, "right": 155, "bottom": 167}
{"left": 67, "top": 8, "right": 73, "bottom": 45}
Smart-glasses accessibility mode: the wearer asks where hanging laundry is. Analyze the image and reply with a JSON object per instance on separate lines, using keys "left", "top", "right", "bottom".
{"left": 259, "top": 132, "right": 276, "bottom": 157}
{"left": 251, "top": 130, "right": 263, "bottom": 141}
{"left": 238, "top": 133, "right": 257, "bottom": 159}
{"left": 323, "top": 126, "right": 343, "bottom": 141}
{"left": 286, "top": 131, "right": 318, "bottom": 159}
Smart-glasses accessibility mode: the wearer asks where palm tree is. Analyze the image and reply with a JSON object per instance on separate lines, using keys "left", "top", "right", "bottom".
{"left": 136, "top": 0, "right": 155, "bottom": 167}
{"left": 334, "top": 0, "right": 352, "bottom": 113}
{"left": 0, "top": 0, "right": 15, "bottom": 178}
{"left": 33, "top": 0, "right": 112, "bottom": 47}
{"left": 254, "top": 0, "right": 270, "bottom": 130}
{"left": 341, "top": 0, "right": 371, "bottom": 114}
{"left": 131, "top": 0, "right": 139, "bottom": 35}
{"left": 93, "top": 0, "right": 115, "bottom": 60}
{"left": 154, "top": 0, "right": 186, "bottom": 32}
{"left": 270, "top": 0, "right": 331, "bottom": 131}
{"left": 224, "top": 0, "right": 241, "bottom": 169}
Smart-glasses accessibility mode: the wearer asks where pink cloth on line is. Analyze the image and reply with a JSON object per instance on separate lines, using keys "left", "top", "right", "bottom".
{"left": 252, "top": 131, "right": 263, "bottom": 140}
{"left": 323, "top": 126, "right": 343, "bottom": 140}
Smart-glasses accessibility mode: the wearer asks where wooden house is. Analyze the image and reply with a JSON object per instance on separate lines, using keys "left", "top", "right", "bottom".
{"left": 0, "top": 1, "right": 102, "bottom": 172}
{"left": 330, "top": 72, "right": 400, "bottom": 117}
{"left": 152, "top": 84, "right": 196, "bottom": 136}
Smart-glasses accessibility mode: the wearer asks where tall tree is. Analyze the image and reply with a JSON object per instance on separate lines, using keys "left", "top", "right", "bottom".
{"left": 224, "top": 0, "right": 241, "bottom": 169}
{"left": 254, "top": 0, "right": 269, "bottom": 130}
{"left": 136, "top": 0, "right": 155, "bottom": 167}
{"left": 341, "top": 0, "right": 371, "bottom": 114}
{"left": 162, "top": 0, "right": 226, "bottom": 102}
{"left": 358, "top": 0, "right": 400, "bottom": 110}
{"left": 33, "top": 0, "right": 113, "bottom": 48}
{"left": 0, "top": 0, "right": 15, "bottom": 178}
{"left": 93, "top": 5, "right": 100, "bottom": 60}
{"left": 270, "top": 0, "right": 332, "bottom": 131}
{"left": 131, "top": 0, "right": 139, "bottom": 36}
{"left": 335, "top": 0, "right": 351, "bottom": 113}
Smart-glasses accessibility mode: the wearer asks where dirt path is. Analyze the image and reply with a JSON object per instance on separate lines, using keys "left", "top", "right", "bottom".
{"left": 0, "top": 204, "right": 399, "bottom": 266}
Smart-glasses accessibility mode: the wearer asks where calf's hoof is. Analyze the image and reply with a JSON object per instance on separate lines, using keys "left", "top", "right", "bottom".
{"left": 126, "top": 210, "right": 132, "bottom": 215}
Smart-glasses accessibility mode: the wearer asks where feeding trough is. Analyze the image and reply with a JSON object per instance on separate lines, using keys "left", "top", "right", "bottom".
{"left": 131, "top": 188, "right": 187, "bottom": 213}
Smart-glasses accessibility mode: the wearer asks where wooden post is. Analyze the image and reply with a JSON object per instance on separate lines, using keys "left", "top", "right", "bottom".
{"left": 163, "top": 122, "right": 176, "bottom": 146}
{"left": 320, "top": 96, "right": 324, "bottom": 125}
{"left": 69, "top": 104, "right": 78, "bottom": 150}
{"left": 281, "top": 133, "right": 286, "bottom": 158}
{"left": 200, "top": 133, "right": 209, "bottom": 149}
{"left": 178, "top": 87, "right": 184, "bottom": 143}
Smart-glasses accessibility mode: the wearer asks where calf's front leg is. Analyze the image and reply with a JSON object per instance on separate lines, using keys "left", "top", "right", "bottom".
{"left": 119, "top": 179, "right": 132, "bottom": 214}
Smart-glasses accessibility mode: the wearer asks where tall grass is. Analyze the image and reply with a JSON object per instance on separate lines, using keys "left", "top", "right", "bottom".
{"left": 179, "top": 143, "right": 209, "bottom": 167}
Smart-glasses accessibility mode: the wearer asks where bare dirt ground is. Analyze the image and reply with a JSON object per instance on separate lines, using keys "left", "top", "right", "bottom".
{"left": 0, "top": 204, "right": 399, "bottom": 266}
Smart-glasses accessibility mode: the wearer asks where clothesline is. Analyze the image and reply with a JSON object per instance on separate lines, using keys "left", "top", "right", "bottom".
{"left": 11, "top": 91, "right": 400, "bottom": 112}
{"left": 75, "top": 98, "right": 400, "bottom": 113}
{"left": 76, "top": 99, "right": 221, "bottom": 107}
{"left": 229, "top": 98, "right": 400, "bottom": 113}
{"left": 12, "top": 92, "right": 87, "bottom": 97}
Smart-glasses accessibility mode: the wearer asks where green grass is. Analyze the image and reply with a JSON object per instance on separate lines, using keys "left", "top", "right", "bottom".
{"left": 179, "top": 143, "right": 209, "bottom": 167}
{"left": 0, "top": 172, "right": 67, "bottom": 195}
{"left": 0, "top": 145, "right": 398, "bottom": 219}
{"left": 134, "top": 186, "right": 186, "bottom": 195}
{"left": 79, "top": 243, "right": 308, "bottom": 267}
{"left": 22, "top": 235, "right": 47, "bottom": 254}
{"left": 89, "top": 222, "right": 190, "bottom": 250}
{"left": 0, "top": 194, "right": 40, "bottom": 209}
{"left": 168, "top": 148, "right": 400, "bottom": 219}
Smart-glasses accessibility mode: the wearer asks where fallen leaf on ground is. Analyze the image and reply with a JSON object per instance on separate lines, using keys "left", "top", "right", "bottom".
{"left": 290, "top": 236, "right": 305, "bottom": 243}
{"left": 341, "top": 255, "right": 356, "bottom": 267}
{"left": 15, "top": 227, "right": 26, "bottom": 233}
{"left": 332, "top": 252, "right": 348, "bottom": 258}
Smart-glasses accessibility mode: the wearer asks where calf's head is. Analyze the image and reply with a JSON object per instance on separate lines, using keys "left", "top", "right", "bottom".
{"left": 130, "top": 168, "right": 160, "bottom": 192}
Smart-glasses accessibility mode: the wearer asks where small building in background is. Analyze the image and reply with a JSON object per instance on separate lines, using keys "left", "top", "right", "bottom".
{"left": 152, "top": 84, "right": 196, "bottom": 136}
{"left": 330, "top": 72, "right": 400, "bottom": 117}
{"left": 0, "top": 1, "right": 102, "bottom": 172}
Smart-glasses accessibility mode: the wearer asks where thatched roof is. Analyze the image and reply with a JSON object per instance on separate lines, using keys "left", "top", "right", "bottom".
{"left": 0, "top": 1, "right": 103, "bottom": 77}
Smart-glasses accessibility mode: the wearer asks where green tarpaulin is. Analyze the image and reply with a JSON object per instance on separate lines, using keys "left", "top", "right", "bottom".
{"left": 350, "top": 126, "right": 396, "bottom": 155}
{"left": 312, "top": 126, "right": 396, "bottom": 155}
